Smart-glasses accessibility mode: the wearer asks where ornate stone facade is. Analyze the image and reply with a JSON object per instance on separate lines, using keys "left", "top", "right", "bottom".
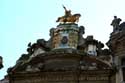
{"left": 107, "top": 16, "right": 125, "bottom": 83}
{"left": 6, "top": 8, "right": 125, "bottom": 83}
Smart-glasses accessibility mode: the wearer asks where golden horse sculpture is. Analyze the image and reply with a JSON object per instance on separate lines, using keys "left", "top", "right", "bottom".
{"left": 56, "top": 6, "right": 81, "bottom": 23}
{"left": 56, "top": 14, "right": 81, "bottom": 23}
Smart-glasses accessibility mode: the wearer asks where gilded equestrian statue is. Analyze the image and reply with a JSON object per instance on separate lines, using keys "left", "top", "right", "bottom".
{"left": 56, "top": 6, "right": 81, "bottom": 23}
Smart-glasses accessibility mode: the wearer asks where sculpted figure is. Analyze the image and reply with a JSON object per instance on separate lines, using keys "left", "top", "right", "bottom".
{"left": 78, "top": 26, "right": 85, "bottom": 47}
{"left": 79, "top": 26, "right": 85, "bottom": 37}
{"left": 111, "top": 16, "right": 122, "bottom": 31}
{"left": 56, "top": 6, "right": 81, "bottom": 23}
{"left": 49, "top": 28, "right": 55, "bottom": 37}
{"left": 63, "top": 5, "right": 72, "bottom": 18}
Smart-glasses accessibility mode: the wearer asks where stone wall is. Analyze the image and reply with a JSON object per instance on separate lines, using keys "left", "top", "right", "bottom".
{"left": 9, "top": 70, "right": 114, "bottom": 83}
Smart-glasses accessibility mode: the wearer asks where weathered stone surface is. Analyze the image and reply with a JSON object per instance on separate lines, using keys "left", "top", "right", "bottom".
{"left": 7, "top": 8, "right": 116, "bottom": 83}
{"left": 9, "top": 70, "right": 114, "bottom": 83}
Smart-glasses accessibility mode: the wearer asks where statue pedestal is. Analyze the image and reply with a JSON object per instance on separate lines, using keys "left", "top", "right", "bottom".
{"left": 52, "top": 23, "right": 79, "bottom": 49}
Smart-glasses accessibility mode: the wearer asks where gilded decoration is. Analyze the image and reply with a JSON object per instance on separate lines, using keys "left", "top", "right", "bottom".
{"left": 56, "top": 6, "right": 81, "bottom": 23}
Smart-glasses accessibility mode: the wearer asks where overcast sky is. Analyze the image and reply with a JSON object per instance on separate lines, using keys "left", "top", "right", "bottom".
{"left": 0, "top": 0, "right": 125, "bottom": 79}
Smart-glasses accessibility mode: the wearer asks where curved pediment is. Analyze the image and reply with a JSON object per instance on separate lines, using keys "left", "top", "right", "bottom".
{"left": 10, "top": 49, "right": 112, "bottom": 73}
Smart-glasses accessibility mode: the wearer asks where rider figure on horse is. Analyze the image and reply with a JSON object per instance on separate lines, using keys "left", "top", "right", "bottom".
{"left": 63, "top": 5, "right": 72, "bottom": 18}
{"left": 56, "top": 6, "right": 81, "bottom": 23}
